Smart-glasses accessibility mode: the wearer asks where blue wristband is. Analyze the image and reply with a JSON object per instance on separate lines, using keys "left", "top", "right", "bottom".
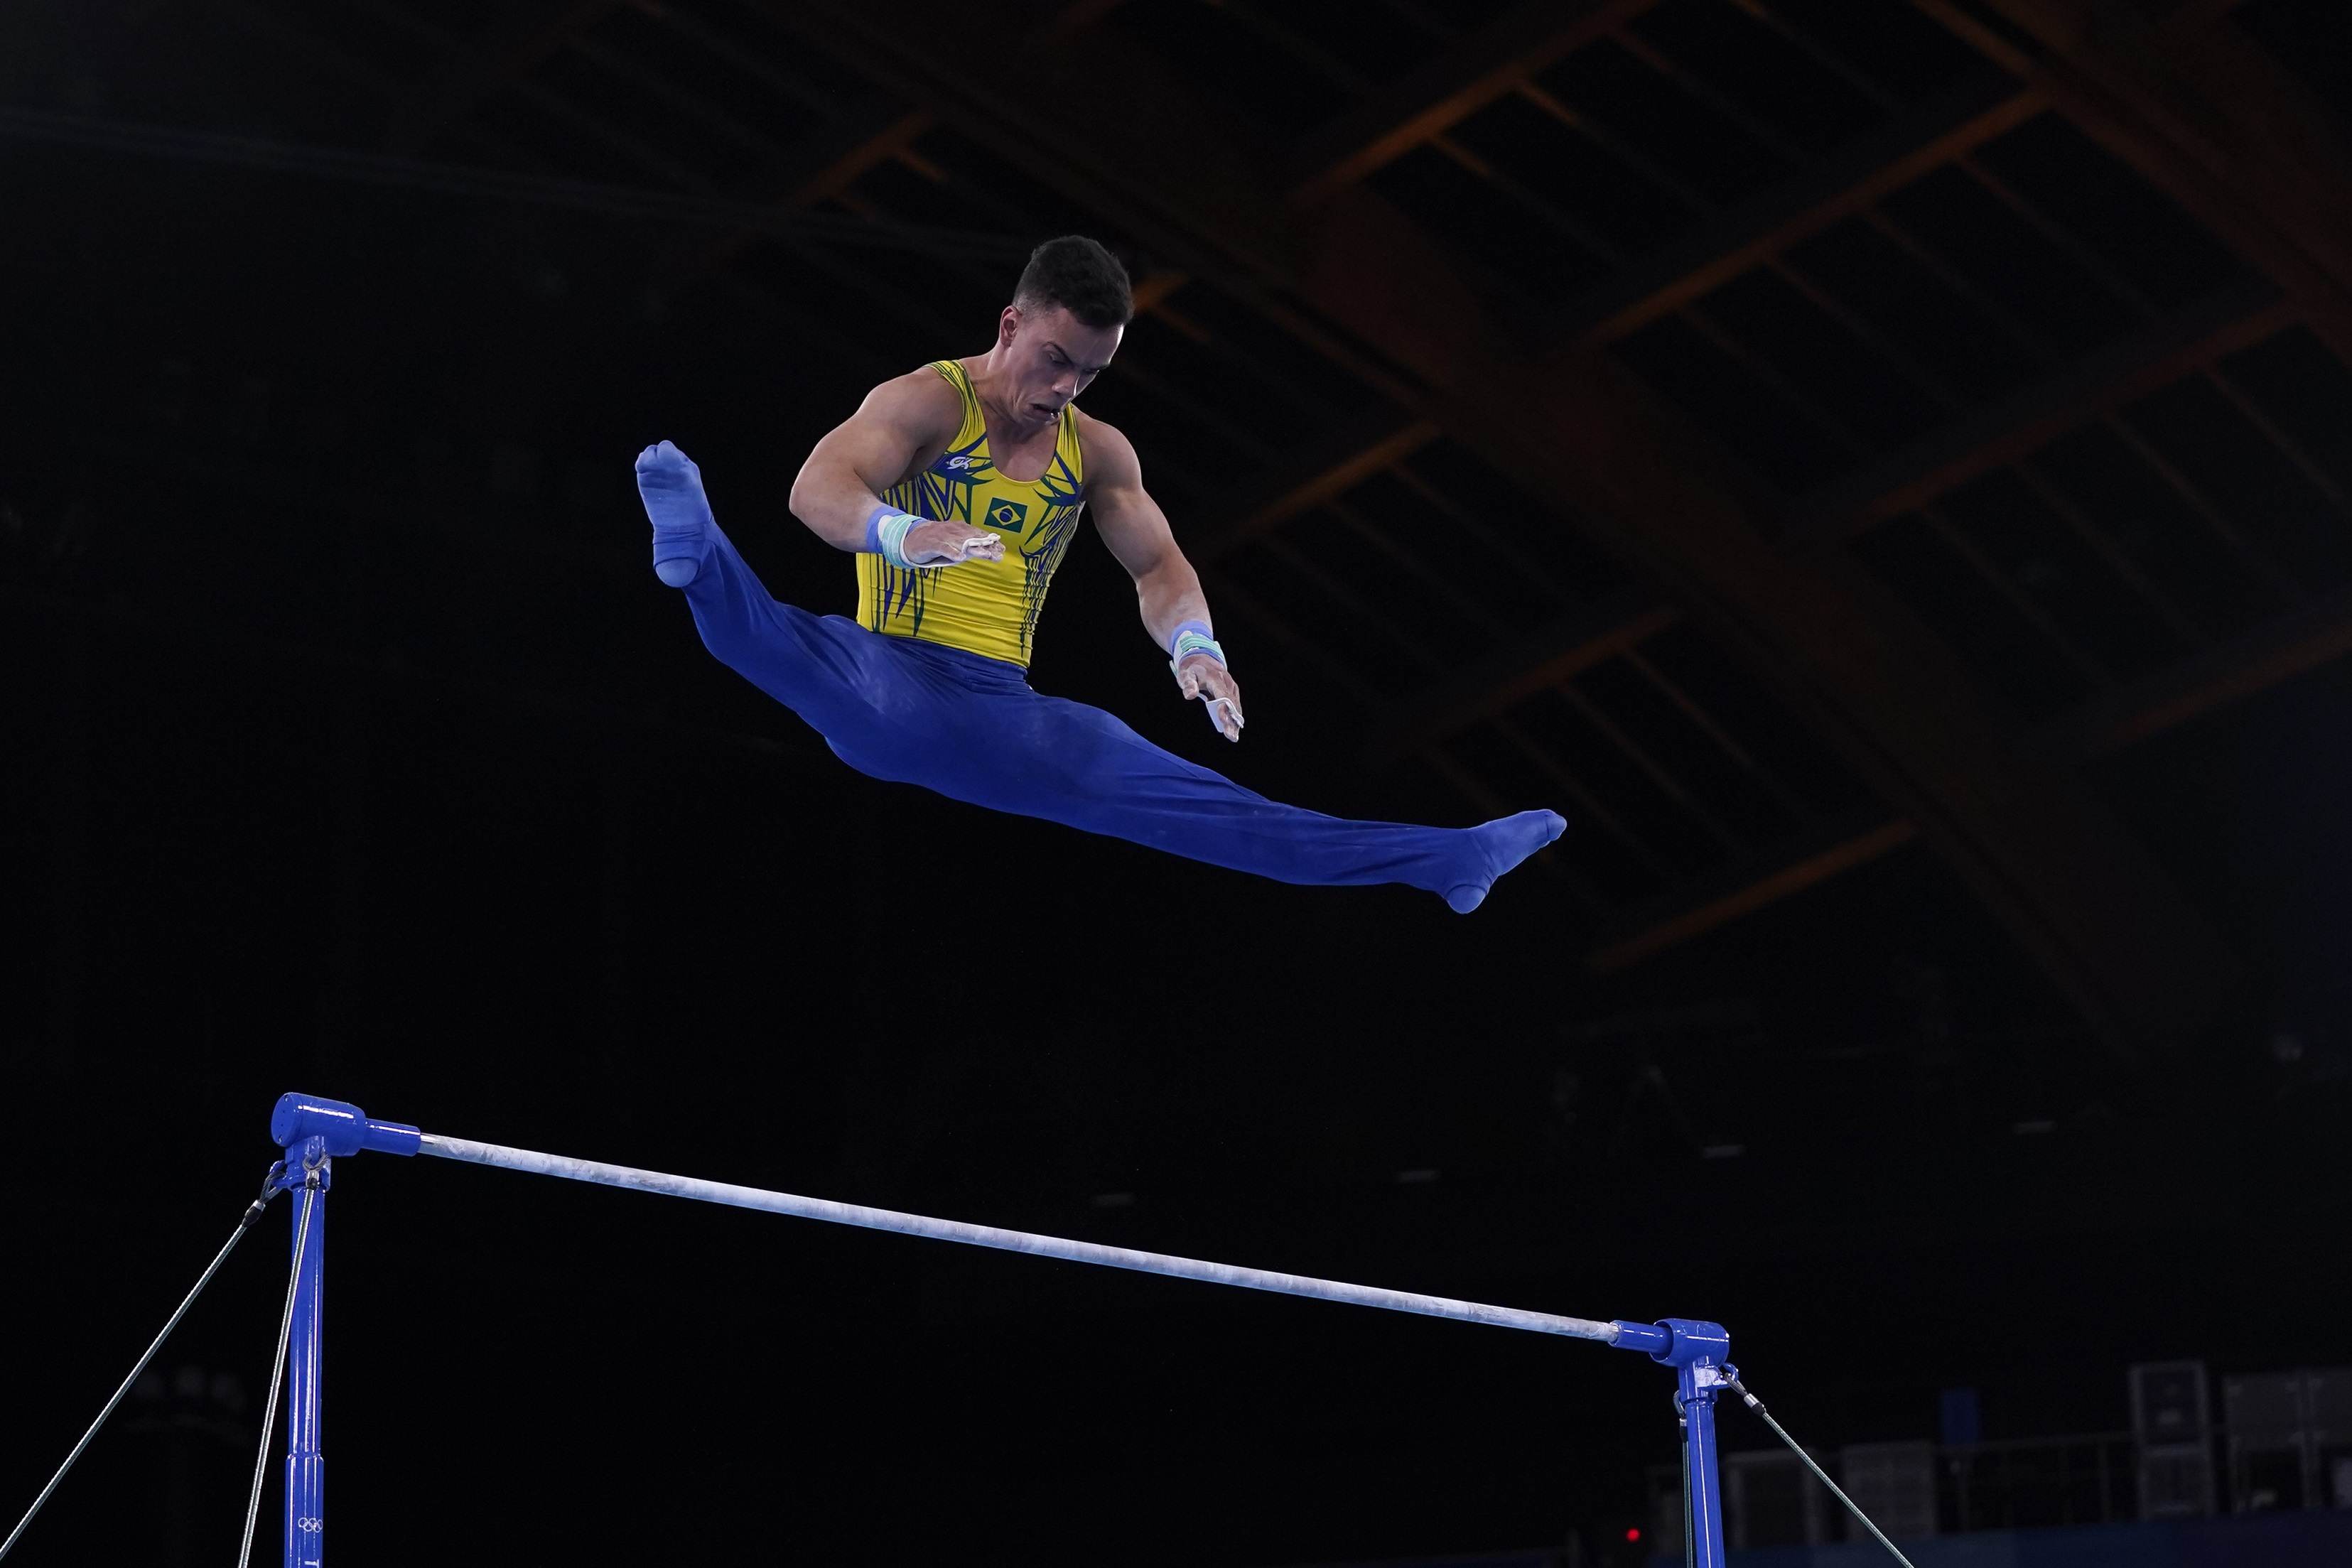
{"left": 1168, "top": 620, "right": 1224, "bottom": 667}
{"left": 863, "top": 504, "right": 922, "bottom": 570}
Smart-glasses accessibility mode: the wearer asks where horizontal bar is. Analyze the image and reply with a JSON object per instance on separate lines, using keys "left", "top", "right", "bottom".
{"left": 418, "top": 1133, "right": 1622, "bottom": 1345}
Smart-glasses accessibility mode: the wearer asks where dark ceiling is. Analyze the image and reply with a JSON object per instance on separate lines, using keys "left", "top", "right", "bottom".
{"left": 15, "top": 0, "right": 2352, "bottom": 1043}
{"left": 6, "top": 1, "right": 2352, "bottom": 1563}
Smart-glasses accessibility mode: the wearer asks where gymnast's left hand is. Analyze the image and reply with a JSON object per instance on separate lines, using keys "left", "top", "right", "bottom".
{"left": 1176, "top": 654, "right": 1245, "bottom": 742}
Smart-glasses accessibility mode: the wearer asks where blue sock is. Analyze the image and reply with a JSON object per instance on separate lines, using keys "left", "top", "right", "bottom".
{"left": 1445, "top": 810, "right": 1566, "bottom": 913}
{"left": 637, "top": 439, "right": 713, "bottom": 588}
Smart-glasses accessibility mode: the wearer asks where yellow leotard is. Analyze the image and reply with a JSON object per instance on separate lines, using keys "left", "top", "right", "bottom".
{"left": 856, "top": 359, "right": 1088, "bottom": 669}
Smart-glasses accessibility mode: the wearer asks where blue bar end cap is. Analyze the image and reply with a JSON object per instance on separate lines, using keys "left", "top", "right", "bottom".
{"left": 1612, "top": 1317, "right": 1729, "bottom": 1366}
{"left": 272, "top": 1092, "right": 421, "bottom": 1157}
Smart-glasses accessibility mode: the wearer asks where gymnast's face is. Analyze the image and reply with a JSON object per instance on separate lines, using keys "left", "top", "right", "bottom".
{"left": 996, "top": 302, "right": 1121, "bottom": 428}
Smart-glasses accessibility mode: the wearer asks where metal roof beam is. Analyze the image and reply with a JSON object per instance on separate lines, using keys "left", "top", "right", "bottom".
{"left": 1593, "top": 578, "right": 2352, "bottom": 970}
{"left": 2053, "top": 581, "right": 2352, "bottom": 760}
{"left": 1564, "top": 70, "right": 2039, "bottom": 345}
{"left": 1374, "top": 599, "right": 1677, "bottom": 763}
{"left": 1587, "top": 816, "right": 1919, "bottom": 975}
{"left": 1190, "top": 416, "right": 1440, "bottom": 567}
{"left": 1287, "top": 0, "right": 1661, "bottom": 202}
{"left": 1914, "top": 0, "right": 2352, "bottom": 359}
{"left": 1796, "top": 280, "right": 2293, "bottom": 541}
{"left": 790, "top": 0, "right": 2238, "bottom": 1059}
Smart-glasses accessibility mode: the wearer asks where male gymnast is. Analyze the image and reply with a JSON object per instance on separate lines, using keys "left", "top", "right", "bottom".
{"left": 635, "top": 234, "right": 1563, "bottom": 911}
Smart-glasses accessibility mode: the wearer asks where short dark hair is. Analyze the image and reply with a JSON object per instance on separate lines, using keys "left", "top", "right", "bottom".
{"left": 1013, "top": 235, "right": 1133, "bottom": 330}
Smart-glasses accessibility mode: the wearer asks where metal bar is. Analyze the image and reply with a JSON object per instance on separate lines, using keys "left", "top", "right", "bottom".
{"left": 416, "top": 1133, "right": 1622, "bottom": 1342}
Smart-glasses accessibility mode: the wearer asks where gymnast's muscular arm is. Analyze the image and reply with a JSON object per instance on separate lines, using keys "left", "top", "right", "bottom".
{"left": 1082, "top": 411, "right": 1245, "bottom": 741}
{"left": 788, "top": 370, "right": 1003, "bottom": 563}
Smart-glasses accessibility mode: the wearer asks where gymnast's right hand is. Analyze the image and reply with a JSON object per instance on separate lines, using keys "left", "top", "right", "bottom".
{"left": 901, "top": 519, "right": 1005, "bottom": 567}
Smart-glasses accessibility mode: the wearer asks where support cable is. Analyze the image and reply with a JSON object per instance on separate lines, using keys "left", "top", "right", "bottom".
{"left": 236, "top": 1177, "right": 316, "bottom": 1567}
{"left": 0, "top": 1166, "right": 286, "bottom": 1562}
{"left": 1725, "top": 1374, "right": 1919, "bottom": 1568}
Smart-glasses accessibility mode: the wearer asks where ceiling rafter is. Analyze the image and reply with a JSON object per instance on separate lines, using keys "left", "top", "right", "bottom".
{"left": 770, "top": 0, "right": 2243, "bottom": 1059}
{"left": 1287, "top": 0, "right": 1661, "bottom": 202}
{"left": 652, "top": 1, "right": 1125, "bottom": 284}
{"left": 1375, "top": 599, "right": 1678, "bottom": 764}
{"left": 1797, "top": 281, "right": 2294, "bottom": 541}
{"left": 1192, "top": 57, "right": 2049, "bottom": 745}
{"left": 1408, "top": 286, "right": 2312, "bottom": 962}
{"left": 1380, "top": 282, "right": 2292, "bottom": 759}
{"left": 1911, "top": 0, "right": 2352, "bottom": 361}
{"left": 2049, "top": 579, "right": 2352, "bottom": 759}
{"left": 1190, "top": 416, "right": 1440, "bottom": 566}
{"left": 1587, "top": 815, "right": 1919, "bottom": 975}
{"left": 1596, "top": 575, "right": 2352, "bottom": 970}
{"left": 1362, "top": 0, "right": 2343, "bottom": 936}
{"left": 1567, "top": 74, "right": 2041, "bottom": 343}
{"left": 650, "top": 109, "right": 937, "bottom": 288}
{"left": 1203, "top": 0, "right": 2282, "bottom": 583}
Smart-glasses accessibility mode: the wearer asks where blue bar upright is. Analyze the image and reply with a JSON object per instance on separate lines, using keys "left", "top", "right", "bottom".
{"left": 285, "top": 1171, "right": 324, "bottom": 1568}
{"left": 1617, "top": 1316, "right": 1730, "bottom": 1567}
{"left": 269, "top": 1096, "right": 417, "bottom": 1567}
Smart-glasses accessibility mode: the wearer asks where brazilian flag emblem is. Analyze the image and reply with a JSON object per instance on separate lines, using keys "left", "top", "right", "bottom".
{"left": 986, "top": 499, "right": 1028, "bottom": 534}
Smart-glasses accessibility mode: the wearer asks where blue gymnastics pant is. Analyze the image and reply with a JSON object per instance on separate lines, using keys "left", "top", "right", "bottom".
{"left": 675, "top": 519, "right": 1527, "bottom": 903}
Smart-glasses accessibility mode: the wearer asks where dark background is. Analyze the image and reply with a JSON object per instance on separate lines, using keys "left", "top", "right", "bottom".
{"left": 6, "top": 1, "right": 2352, "bottom": 1563}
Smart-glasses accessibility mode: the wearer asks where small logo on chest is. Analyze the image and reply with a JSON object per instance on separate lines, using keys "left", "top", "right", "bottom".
{"left": 986, "top": 499, "right": 1028, "bottom": 532}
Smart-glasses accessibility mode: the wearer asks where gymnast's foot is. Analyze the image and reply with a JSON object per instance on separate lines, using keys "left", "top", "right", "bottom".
{"left": 637, "top": 439, "right": 714, "bottom": 587}
{"left": 1445, "top": 809, "right": 1565, "bottom": 913}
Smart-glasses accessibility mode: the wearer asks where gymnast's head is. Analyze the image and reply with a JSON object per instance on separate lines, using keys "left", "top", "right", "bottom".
{"left": 993, "top": 234, "right": 1131, "bottom": 428}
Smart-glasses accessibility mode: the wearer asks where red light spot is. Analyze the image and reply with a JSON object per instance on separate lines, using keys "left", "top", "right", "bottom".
{"left": 1624, "top": 1528, "right": 1642, "bottom": 1542}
